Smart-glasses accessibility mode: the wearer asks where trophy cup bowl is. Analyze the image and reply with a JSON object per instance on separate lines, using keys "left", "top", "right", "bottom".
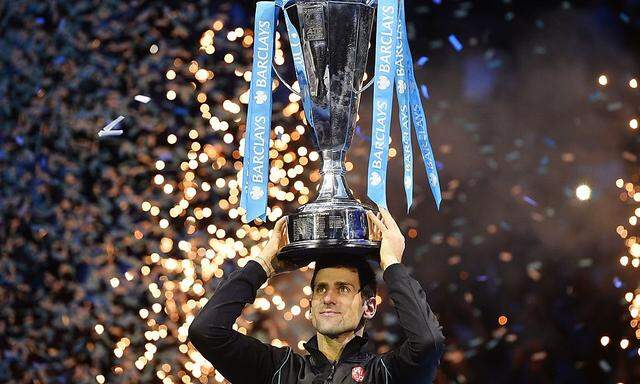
{"left": 276, "top": 0, "right": 382, "bottom": 267}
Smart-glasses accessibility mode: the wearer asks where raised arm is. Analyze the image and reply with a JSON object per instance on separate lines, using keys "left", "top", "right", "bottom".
{"left": 381, "top": 263, "right": 445, "bottom": 383}
{"left": 366, "top": 208, "right": 445, "bottom": 383}
{"left": 188, "top": 218, "right": 292, "bottom": 383}
{"left": 187, "top": 260, "right": 288, "bottom": 383}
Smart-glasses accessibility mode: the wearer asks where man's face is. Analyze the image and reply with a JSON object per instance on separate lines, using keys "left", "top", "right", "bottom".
{"left": 309, "top": 267, "right": 375, "bottom": 338}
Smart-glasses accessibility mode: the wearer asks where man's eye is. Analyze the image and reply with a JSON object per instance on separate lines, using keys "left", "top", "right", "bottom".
{"left": 313, "top": 286, "right": 351, "bottom": 295}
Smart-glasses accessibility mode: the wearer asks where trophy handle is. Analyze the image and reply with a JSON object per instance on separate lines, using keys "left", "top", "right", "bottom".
{"left": 271, "top": 1, "right": 303, "bottom": 97}
{"left": 353, "top": 77, "right": 374, "bottom": 95}
{"left": 272, "top": 0, "right": 375, "bottom": 96}
{"left": 354, "top": 0, "right": 377, "bottom": 95}
{"left": 271, "top": 62, "right": 301, "bottom": 96}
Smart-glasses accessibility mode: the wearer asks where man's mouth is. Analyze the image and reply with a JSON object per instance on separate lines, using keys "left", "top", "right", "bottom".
{"left": 320, "top": 311, "right": 340, "bottom": 317}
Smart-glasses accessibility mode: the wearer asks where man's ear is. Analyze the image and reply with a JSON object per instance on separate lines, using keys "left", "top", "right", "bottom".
{"left": 362, "top": 296, "right": 377, "bottom": 320}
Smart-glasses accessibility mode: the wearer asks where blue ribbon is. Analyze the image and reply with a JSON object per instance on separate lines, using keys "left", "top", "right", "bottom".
{"left": 275, "top": 0, "right": 315, "bottom": 128}
{"left": 241, "top": 1, "right": 277, "bottom": 222}
{"left": 242, "top": 0, "right": 442, "bottom": 220}
{"left": 399, "top": 0, "right": 442, "bottom": 210}
{"left": 366, "top": 0, "right": 400, "bottom": 210}
{"left": 394, "top": 2, "right": 413, "bottom": 214}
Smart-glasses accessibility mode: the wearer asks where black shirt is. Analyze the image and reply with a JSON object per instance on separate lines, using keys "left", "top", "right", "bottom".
{"left": 188, "top": 260, "right": 445, "bottom": 383}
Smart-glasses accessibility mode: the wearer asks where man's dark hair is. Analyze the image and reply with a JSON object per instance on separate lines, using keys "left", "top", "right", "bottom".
{"left": 309, "top": 257, "right": 377, "bottom": 300}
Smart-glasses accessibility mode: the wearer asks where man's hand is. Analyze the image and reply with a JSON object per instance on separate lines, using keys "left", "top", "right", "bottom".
{"left": 256, "top": 217, "right": 297, "bottom": 276}
{"left": 366, "top": 208, "right": 405, "bottom": 271}
{"left": 261, "top": 217, "right": 288, "bottom": 260}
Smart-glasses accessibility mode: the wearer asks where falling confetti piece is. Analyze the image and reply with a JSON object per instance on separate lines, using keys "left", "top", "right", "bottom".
{"left": 487, "top": 58, "right": 503, "bottom": 69}
{"left": 598, "top": 360, "right": 611, "bottom": 372}
{"left": 578, "top": 258, "right": 593, "bottom": 268}
{"left": 613, "top": 277, "right": 622, "bottom": 288}
{"left": 505, "top": 151, "right": 520, "bottom": 162}
{"left": 606, "top": 101, "right": 622, "bottom": 111}
{"left": 539, "top": 156, "right": 549, "bottom": 166}
{"left": 134, "top": 95, "right": 151, "bottom": 104}
{"left": 98, "top": 130, "right": 124, "bottom": 137}
{"left": 543, "top": 137, "right": 557, "bottom": 148}
{"left": 98, "top": 115, "right": 125, "bottom": 137}
{"left": 619, "top": 13, "right": 630, "bottom": 24}
{"left": 448, "top": 34, "right": 463, "bottom": 51}
{"left": 421, "top": 84, "right": 430, "bottom": 98}
{"left": 588, "top": 91, "right": 604, "bottom": 102}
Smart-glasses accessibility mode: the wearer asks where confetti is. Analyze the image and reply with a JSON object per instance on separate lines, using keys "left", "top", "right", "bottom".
{"left": 613, "top": 277, "right": 622, "bottom": 288}
{"left": 448, "top": 34, "right": 463, "bottom": 51}
{"left": 98, "top": 115, "right": 125, "bottom": 137}
{"left": 522, "top": 196, "right": 538, "bottom": 207}
{"left": 619, "top": 13, "right": 630, "bottom": 24}
{"left": 134, "top": 95, "right": 151, "bottom": 103}
{"left": 421, "top": 84, "right": 430, "bottom": 99}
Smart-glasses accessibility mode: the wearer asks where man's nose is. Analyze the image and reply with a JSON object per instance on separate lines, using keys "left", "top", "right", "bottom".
{"left": 323, "top": 289, "right": 337, "bottom": 304}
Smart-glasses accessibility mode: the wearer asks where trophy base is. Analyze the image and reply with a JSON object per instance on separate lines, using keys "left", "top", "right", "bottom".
{"left": 278, "top": 239, "right": 380, "bottom": 268}
{"left": 277, "top": 200, "right": 382, "bottom": 268}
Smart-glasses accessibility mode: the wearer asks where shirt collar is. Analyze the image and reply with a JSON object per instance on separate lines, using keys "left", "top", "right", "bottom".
{"left": 303, "top": 331, "right": 373, "bottom": 368}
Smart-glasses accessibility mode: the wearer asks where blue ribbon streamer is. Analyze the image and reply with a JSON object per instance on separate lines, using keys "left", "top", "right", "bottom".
{"left": 395, "top": 1, "right": 414, "bottom": 214}
{"left": 275, "top": 0, "right": 315, "bottom": 128}
{"left": 366, "top": 0, "right": 400, "bottom": 210}
{"left": 241, "top": 1, "right": 277, "bottom": 222}
{"left": 400, "top": 0, "right": 442, "bottom": 210}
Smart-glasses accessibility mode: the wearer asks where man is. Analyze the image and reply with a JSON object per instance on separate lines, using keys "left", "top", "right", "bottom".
{"left": 188, "top": 208, "right": 445, "bottom": 383}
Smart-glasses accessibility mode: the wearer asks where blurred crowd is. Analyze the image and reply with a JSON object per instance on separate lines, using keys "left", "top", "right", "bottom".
{"left": 0, "top": 1, "right": 221, "bottom": 382}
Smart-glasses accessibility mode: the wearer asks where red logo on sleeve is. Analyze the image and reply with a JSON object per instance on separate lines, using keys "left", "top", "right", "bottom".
{"left": 351, "top": 366, "right": 365, "bottom": 382}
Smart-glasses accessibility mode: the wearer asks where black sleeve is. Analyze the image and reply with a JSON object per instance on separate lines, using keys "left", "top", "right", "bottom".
{"left": 380, "top": 263, "right": 445, "bottom": 383}
{"left": 188, "top": 260, "right": 289, "bottom": 384}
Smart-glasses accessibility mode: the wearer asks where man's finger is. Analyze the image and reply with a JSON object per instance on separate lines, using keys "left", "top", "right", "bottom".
{"left": 274, "top": 217, "right": 286, "bottom": 232}
{"left": 365, "top": 211, "right": 377, "bottom": 235}
{"left": 279, "top": 218, "right": 288, "bottom": 243}
{"left": 266, "top": 218, "right": 286, "bottom": 246}
{"left": 270, "top": 217, "right": 285, "bottom": 237}
{"left": 366, "top": 210, "right": 388, "bottom": 233}
{"left": 379, "top": 208, "right": 400, "bottom": 232}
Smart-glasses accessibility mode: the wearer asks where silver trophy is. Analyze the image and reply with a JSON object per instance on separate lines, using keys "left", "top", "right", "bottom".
{"left": 276, "top": 0, "right": 382, "bottom": 267}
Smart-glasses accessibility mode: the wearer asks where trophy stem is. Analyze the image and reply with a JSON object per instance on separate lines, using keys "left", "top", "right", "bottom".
{"left": 315, "top": 149, "right": 354, "bottom": 201}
